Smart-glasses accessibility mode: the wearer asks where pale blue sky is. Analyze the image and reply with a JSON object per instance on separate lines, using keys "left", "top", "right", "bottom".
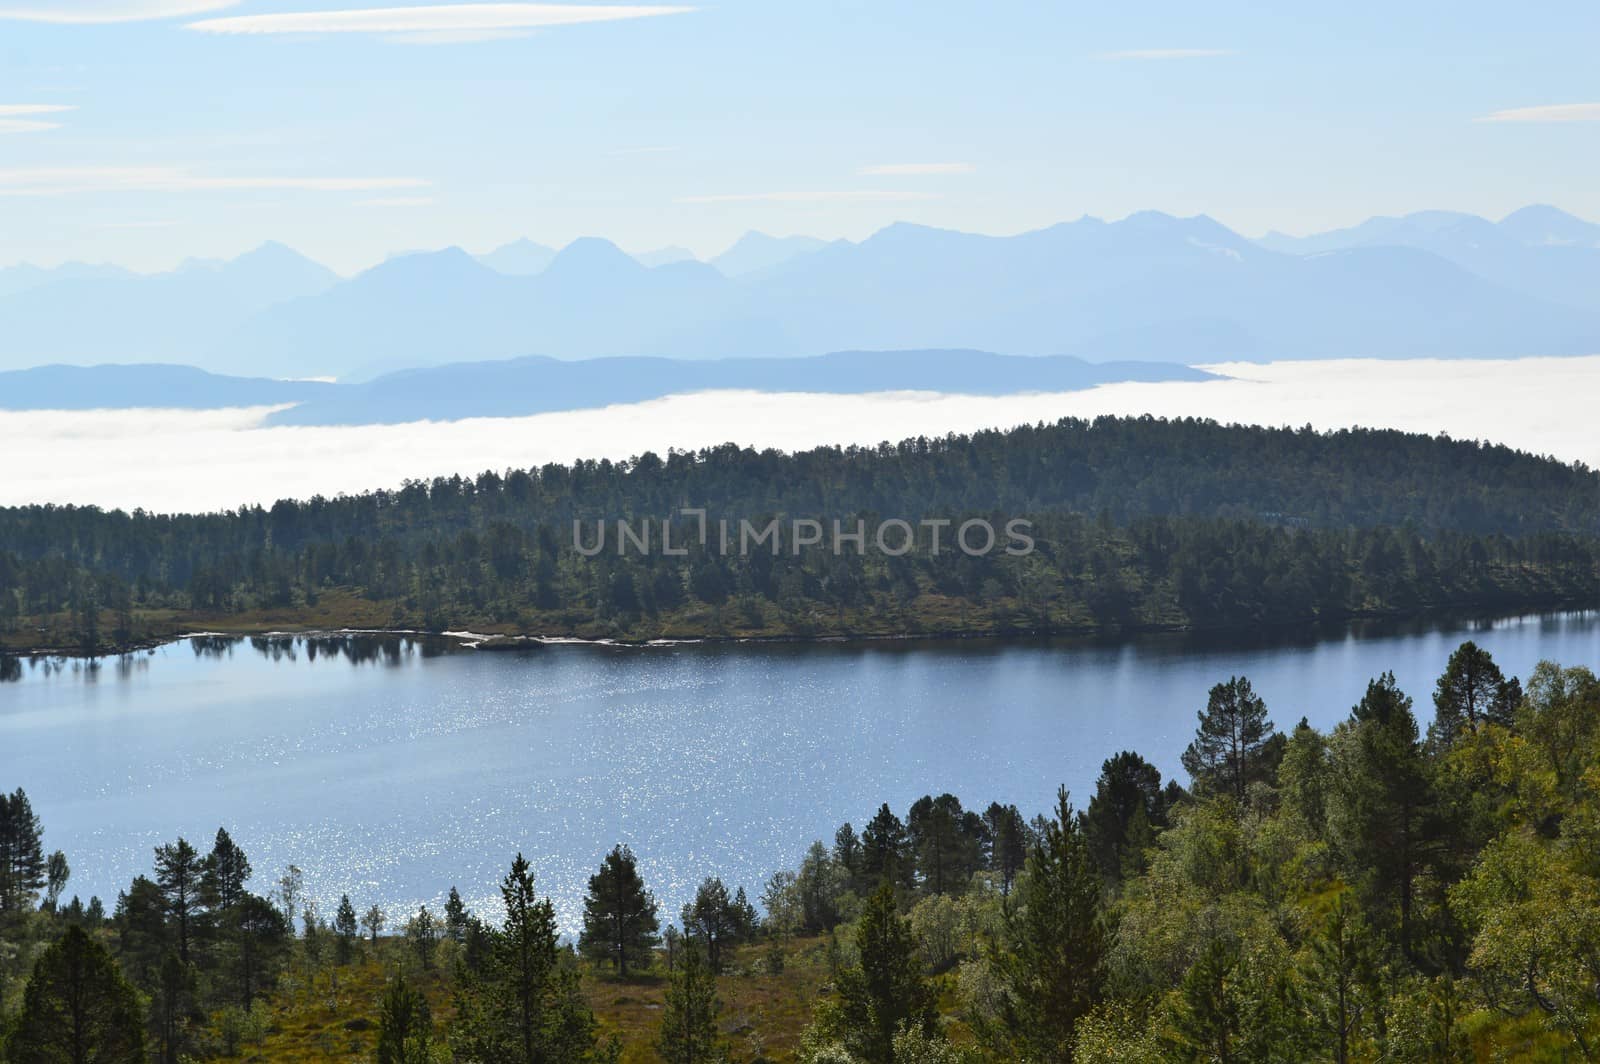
{"left": 3, "top": 0, "right": 1598, "bottom": 272}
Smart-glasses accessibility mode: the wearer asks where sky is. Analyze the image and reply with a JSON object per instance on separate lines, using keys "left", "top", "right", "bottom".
{"left": 3, "top": 0, "right": 1600, "bottom": 273}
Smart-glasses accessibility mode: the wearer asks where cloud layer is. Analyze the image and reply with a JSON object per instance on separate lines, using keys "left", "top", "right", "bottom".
{"left": 6, "top": 357, "right": 1600, "bottom": 514}
{"left": 0, "top": 0, "right": 235, "bottom": 22}
{"left": 1477, "top": 103, "right": 1600, "bottom": 123}
{"left": 860, "top": 162, "right": 975, "bottom": 176}
{"left": 0, "top": 166, "right": 429, "bottom": 195}
{"left": 1099, "top": 48, "right": 1235, "bottom": 60}
{"left": 677, "top": 190, "right": 942, "bottom": 204}
{"left": 186, "top": 3, "right": 693, "bottom": 36}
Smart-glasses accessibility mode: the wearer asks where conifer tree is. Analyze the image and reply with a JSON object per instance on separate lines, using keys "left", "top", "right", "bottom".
{"left": 6, "top": 924, "right": 146, "bottom": 1062}
{"left": 579, "top": 845, "right": 660, "bottom": 977}
{"left": 657, "top": 941, "right": 723, "bottom": 1064}
{"left": 201, "top": 828, "right": 251, "bottom": 911}
{"left": 835, "top": 883, "right": 935, "bottom": 1064}
{"left": 335, "top": 893, "right": 359, "bottom": 964}
{"left": 1430, "top": 641, "right": 1520, "bottom": 748}
{"left": 989, "top": 787, "right": 1107, "bottom": 1064}
{"left": 1181, "top": 676, "right": 1277, "bottom": 799}
{"left": 0, "top": 787, "right": 46, "bottom": 913}
{"left": 445, "top": 885, "right": 469, "bottom": 943}
{"left": 377, "top": 974, "right": 433, "bottom": 1064}
{"left": 153, "top": 837, "right": 204, "bottom": 964}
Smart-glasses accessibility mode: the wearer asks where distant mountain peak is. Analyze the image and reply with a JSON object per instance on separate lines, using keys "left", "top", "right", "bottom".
{"left": 710, "top": 231, "right": 829, "bottom": 276}
{"left": 545, "top": 236, "right": 646, "bottom": 277}
{"left": 477, "top": 237, "right": 558, "bottom": 276}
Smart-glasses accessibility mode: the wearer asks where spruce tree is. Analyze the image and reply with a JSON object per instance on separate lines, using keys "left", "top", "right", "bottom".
{"left": 579, "top": 845, "right": 660, "bottom": 977}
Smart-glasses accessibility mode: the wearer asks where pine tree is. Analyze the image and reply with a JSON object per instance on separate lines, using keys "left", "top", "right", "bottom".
{"left": 446, "top": 885, "right": 469, "bottom": 943}
{"left": 681, "top": 878, "right": 738, "bottom": 974}
{"left": 1166, "top": 939, "right": 1244, "bottom": 1063}
{"left": 362, "top": 903, "right": 386, "bottom": 944}
{"left": 1329, "top": 672, "right": 1435, "bottom": 959}
{"left": 860, "top": 804, "right": 911, "bottom": 889}
{"left": 407, "top": 905, "right": 438, "bottom": 970}
{"left": 1082, "top": 751, "right": 1169, "bottom": 883}
{"left": 335, "top": 893, "right": 359, "bottom": 964}
{"left": 153, "top": 837, "right": 204, "bottom": 964}
{"left": 1181, "top": 676, "right": 1277, "bottom": 799}
{"left": 6, "top": 925, "right": 146, "bottom": 1062}
{"left": 656, "top": 941, "right": 723, "bottom": 1064}
{"left": 201, "top": 828, "right": 251, "bottom": 911}
{"left": 982, "top": 802, "right": 1028, "bottom": 896}
{"left": 835, "top": 883, "right": 936, "bottom": 1064}
{"left": 377, "top": 974, "right": 433, "bottom": 1064}
{"left": 989, "top": 787, "right": 1107, "bottom": 1064}
{"left": 1296, "top": 893, "right": 1380, "bottom": 1064}
{"left": 44, "top": 849, "right": 70, "bottom": 911}
{"left": 451, "top": 853, "right": 597, "bottom": 1064}
{"left": 0, "top": 787, "right": 46, "bottom": 913}
{"left": 579, "top": 845, "right": 660, "bottom": 977}
{"left": 1430, "top": 641, "right": 1520, "bottom": 748}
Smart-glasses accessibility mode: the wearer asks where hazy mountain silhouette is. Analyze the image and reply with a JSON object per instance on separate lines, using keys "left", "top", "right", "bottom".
{"left": 476, "top": 237, "right": 558, "bottom": 275}
{"left": 710, "top": 231, "right": 831, "bottom": 276}
{"left": 1258, "top": 205, "right": 1600, "bottom": 313}
{"left": 0, "top": 261, "right": 135, "bottom": 299}
{"left": 0, "top": 350, "right": 1211, "bottom": 423}
{"left": 5, "top": 209, "right": 1600, "bottom": 378}
{"left": 636, "top": 245, "right": 698, "bottom": 267}
{"left": 0, "top": 242, "right": 338, "bottom": 370}
{"left": 0, "top": 363, "right": 330, "bottom": 410}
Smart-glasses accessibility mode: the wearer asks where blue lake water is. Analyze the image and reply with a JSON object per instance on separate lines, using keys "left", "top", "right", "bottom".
{"left": 3, "top": 612, "right": 1599, "bottom": 933}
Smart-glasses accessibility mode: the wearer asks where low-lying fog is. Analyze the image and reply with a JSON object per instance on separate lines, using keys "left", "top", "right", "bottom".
{"left": 4, "top": 356, "right": 1597, "bottom": 513}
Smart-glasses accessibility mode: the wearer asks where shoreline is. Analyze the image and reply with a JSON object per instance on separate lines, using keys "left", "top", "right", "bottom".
{"left": 6, "top": 598, "right": 1597, "bottom": 663}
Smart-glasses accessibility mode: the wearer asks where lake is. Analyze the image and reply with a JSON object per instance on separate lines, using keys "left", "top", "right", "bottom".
{"left": 4, "top": 612, "right": 1599, "bottom": 933}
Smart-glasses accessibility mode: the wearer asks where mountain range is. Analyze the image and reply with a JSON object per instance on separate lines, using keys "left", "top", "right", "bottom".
{"left": 0, "top": 351, "right": 1211, "bottom": 426}
{"left": 3, "top": 207, "right": 1599, "bottom": 380}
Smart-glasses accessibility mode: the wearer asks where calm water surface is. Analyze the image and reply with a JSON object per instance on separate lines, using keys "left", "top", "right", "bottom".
{"left": 4, "top": 612, "right": 1599, "bottom": 932}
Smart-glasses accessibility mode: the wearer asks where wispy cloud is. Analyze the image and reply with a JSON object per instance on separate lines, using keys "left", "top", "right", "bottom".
{"left": 0, "top": 166, "right": 430, "bottom": 196}
{"left": 677, "top": 190, "right": 942, "bottom": 205}
{"left": 0, "top": 0, "right": 236, "bottom": 23}
{"left": 0, "top": 103, "right": 76, "bottom": 135}
{"left": 1476, "top": 102, "right": 1600, "bottom": 123}
{"left": 0, "top": 104, "right": 77, "bottom": 115}
{"left": 186, "top": 3, "right": 693, "bottom": 37}
{"left": 859, "top": 162, "right": 975, "bottom": 176}
{"left": 0, "top": 119, "right": 62, "bottom": 134}
{"left": 1098, "top": 48, "right": 1235, "bottom": 60}
{"left": 382, "top": 28, "right": 531, "bottom": 44}
{"left": 358, "top": 195, "right": 436, "bottom": 207}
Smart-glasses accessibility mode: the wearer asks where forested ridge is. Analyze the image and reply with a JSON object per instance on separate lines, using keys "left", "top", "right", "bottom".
{"left": 3, "top": 417, "right": 1599, "bottom": 653}
{"left": 10, "top": 643, "right": 1600, "bottom": 1060}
